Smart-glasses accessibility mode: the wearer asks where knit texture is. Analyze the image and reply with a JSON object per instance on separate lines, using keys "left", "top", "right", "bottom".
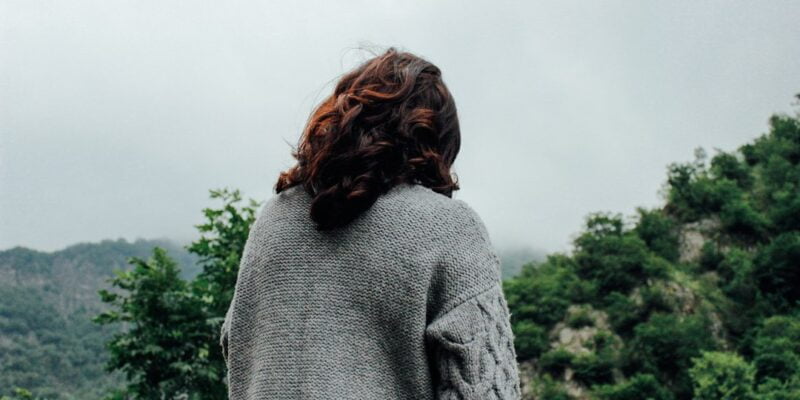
{"left": 220, "top": 182, "right": 521, "bottom": 399}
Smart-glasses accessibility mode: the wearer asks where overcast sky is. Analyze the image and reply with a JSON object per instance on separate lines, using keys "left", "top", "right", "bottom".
{"left": 1, "top": 0, "right": 799, "bottom": 255}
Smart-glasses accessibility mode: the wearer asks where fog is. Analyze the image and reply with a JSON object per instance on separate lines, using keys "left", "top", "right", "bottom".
{"left": 1, "top": 0, "right": 799, "bottom": 254}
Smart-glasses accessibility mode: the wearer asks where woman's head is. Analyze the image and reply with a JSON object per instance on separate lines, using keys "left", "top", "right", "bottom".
{"left": 275, "top": 47, "right": 461, "bottom": 230}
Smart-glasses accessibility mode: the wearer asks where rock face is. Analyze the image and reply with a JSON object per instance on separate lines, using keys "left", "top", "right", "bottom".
{"left": 678, "top": 217, "right": 721, "bottom": 263}
{"left": 549, "top": 306, "right": 620, "bottom": 399}
{"left": 553, "top": 306, "right": 609, "bottom": 352}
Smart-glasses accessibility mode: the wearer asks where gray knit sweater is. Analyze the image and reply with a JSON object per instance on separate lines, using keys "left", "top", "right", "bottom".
{"left": 220, "top": 182, "right": 521, "bottom": 399}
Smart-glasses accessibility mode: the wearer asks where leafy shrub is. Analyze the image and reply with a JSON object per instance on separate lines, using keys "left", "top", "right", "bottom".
{"left": 710, "top": 151, "right": 752, "bottom": 189}
{"left": 573, "top": 213, "right": 652, "bottom": 296}
{"left": 504, "top": 257, "right": 587, "bottom": 328}
{"left": 753, "top": 233, "right": 800, "bottom": 313}
{"left": 698, "top": 241, "right": 724, "bottom": 272}
{"left": 633, "top": 208, "right": 681, "bottom": 262}
{"left": 719, "top": 199, "right": 769, "bottom": 243}
{"left": 540, "top": 348, "right": 574, "bottom": 377}
{"left": 511, "top": 320, "right": 549, "bottom": 360}
{"left": 622, "top": 313, "right": 717, "bottom": 398}
{"left": 593, "top": 373, "right": 673, "bottom": 400}
{"left": 603, "top": 292, "right": 645, "bottom": 336}
{"left": 756, "top": 377, "right": 800, "bottom": 400}
{"left": 566, "top": 307, "right": 594, "bottom": 329}
{"left": 753, "top": 316, "right": 800, "bottom": 383}
{"left": 533, "top": 374, "right": 574, "bottom": 400}
{"left": 571, "top": 352, "right": 614, "bottom": 386}
{"left": 689, "top": 351, "right": 756, "bottom": 400}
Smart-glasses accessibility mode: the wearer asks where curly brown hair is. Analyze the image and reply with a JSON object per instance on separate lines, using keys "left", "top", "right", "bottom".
{"left": 275, "top": 47, "right": 462, "bottom": 230}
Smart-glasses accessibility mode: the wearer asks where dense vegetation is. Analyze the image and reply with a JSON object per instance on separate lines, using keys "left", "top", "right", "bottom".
{"left": 2, "top": 98, "right": 798, "bottom": 399}
{"left": 0, "top": 239, "right": 198, "bottom": 399}
{"left": 504, "top": 99, "right": 800, "bottom": 399}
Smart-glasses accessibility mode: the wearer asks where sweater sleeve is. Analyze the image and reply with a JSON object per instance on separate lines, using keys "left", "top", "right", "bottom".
{"left": 425, "top": 282, "right": 522, "bottom": 399}
{"left": 424, "top": 199, "right": 522, "bottom": 399}
{"left": 219, "top": 199, "right": 269, "bottom": 370}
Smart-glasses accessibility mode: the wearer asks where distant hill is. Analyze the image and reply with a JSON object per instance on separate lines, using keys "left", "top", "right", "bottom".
{"left": 0, "top": 238, "right": 199, "bottom": 399}
{"left": 498, "top": 245, "right": 546, "bottom": 279}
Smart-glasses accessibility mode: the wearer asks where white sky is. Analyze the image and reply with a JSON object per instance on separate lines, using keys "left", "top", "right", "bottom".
{"left": 1, "top": 0, "right": 799, "bottom": 254}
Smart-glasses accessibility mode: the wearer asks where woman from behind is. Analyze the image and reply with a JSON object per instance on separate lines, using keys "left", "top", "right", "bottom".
{"left": 221, "top": 46, "right": 522, "bottom": 400}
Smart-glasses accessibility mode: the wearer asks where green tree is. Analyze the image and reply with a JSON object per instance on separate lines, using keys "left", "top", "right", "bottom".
{"left": 94, "top": 248, "right": 210, "bottom": 399}
{"left": 95, "top": 188, "right": 261, "bottom": 399}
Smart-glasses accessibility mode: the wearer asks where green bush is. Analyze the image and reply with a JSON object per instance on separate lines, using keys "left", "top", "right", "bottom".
{"left": 633, "top": 208, "right": 681, "bottom": 262}
{"left": 753, "top": 233, "right": 800, "bottom": 313}
{"left": 540, "top": 348, "right": 574, "bottom": 377}
{"left": 689, "top": 351, "right": 756, "bottom": 400}
{"left": 604, "top": 292, "right": 645, "bottom": 336}
{"left": 566, "top": 307, "right": 594, "bottom": 329}
{"left": 622, "top": 313, "right": 717, "bottom": 398}
{"left": 511, "top": 320, "right": 549, "bottom": 360}
{"left": 504, "top": 256, "right": 589, "bottom": 329}
{"left": 533, "top": 374, "right": 574, "bottom": 400}
{"left": 573, "top": 213, "right": 652, "bottom": 296}
{"left": 709, "top": 151, "right": 752, "bottom": 189}
{"left": 593, "top": 373, "right": 673, "bottom": 400}
{"left": 571, "top": 352, "right": 614, "bottom": 386}
{"left": 756, "top": 377, "right": 800, "bottom": 400}
{"left": 753, "top": 316, "right": 800, "bottom": 383}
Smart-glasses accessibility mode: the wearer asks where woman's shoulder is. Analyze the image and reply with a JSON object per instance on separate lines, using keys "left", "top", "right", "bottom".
{"left": 254, "top": 183, "right": 487, "bottom": 239}
{"left": 375, "top": 183, "right": 488, "bottom": 231}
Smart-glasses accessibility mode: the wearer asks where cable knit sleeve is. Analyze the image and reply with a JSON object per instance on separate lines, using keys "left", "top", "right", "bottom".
{"left": 425, "top": 282, "right": 521, "bottom": 399}
{"left": 424, "top": 199, "right": 522, "bottom": 399}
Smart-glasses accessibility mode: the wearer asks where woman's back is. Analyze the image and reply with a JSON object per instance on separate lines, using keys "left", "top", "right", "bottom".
{"left": 221, "top": 182, "right": 521, "bottom": 399}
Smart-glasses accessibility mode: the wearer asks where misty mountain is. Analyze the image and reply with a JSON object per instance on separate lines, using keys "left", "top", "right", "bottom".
{"left": 0, "top": 238, "right": 199, "bottom": 399}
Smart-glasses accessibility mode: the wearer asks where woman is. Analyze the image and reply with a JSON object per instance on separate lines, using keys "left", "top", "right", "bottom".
{"left": 220, "top": 47, "right": 521, "bottom": 399}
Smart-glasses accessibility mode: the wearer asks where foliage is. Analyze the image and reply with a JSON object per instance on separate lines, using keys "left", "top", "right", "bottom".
{"left": 0, "top": 239, "right": 195, "bottom": 399}
{"left": 540, "top": 348, "right": 574, "bottom": 377}
{"left": 593, "top": 374, "right": 674, "bottom": 400}
{"left": 530, "top": 374, "right": 574, "bottom": 400}
{"left": 689, "top": 351, "right": 756, "bottom": 400}
{"left": 93, "top": 248, "right": 212, "bottom": 399}
{"left": 633, "top": 208, "right": 681, "bottom": 262}
{"left": 509, "top": 319, "right": 549, "bottom": 360}
{"left": 0, "top": 388, "right": 34, "bottom": 400}
{"left": 94, "top": 189, "right": 261, "bottom": 399}
{"left": 752, "top": 316, "right": 800, "bottom": 383}
{"left": 623, "top": 313, "right": 717, "bottom": 397}
{"left": 503, "top": 97, "right": 800, "bottom": 399}
{"left": 753, "top": 233, "right": 800, "bottom": 313}
{"left": 756, "top": 378, "right": 800, "bottom": 400}
{"left": 566, "top": 306, "right": 595, "bottom": 329}
{"left": 571, "top": 351, "right": 615, "bottom": 386}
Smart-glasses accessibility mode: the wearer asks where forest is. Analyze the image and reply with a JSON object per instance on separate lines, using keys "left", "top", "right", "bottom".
{"left": 1, "top": 98, "right": 799, "bottom": 399}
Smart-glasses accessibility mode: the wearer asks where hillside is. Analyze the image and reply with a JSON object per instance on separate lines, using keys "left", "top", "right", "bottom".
{"left": 506, "top": 106, "right": 800, "bottom": 399}
{"left": 0, "top": 239, "right": 199, "bottom": 399}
